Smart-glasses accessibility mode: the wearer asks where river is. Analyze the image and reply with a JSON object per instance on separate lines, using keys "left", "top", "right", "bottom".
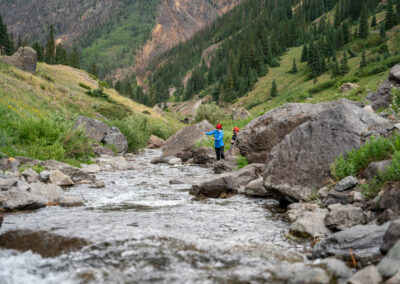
{"left": 0, "top": 149, "right": 307, "bottom": 283}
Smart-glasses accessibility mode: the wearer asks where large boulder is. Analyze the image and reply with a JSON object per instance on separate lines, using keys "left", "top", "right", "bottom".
{"left": 75, "top": 116, "right": 108, "bottom": 142}
{"left": 389, "top": 63, "right": 400, "bottom": 83}
{"left": 380, "top": 182, "right": 400, "bottom": 217}
{"left": 0, "top": 188, "right": 46, "bottom": 211}
{"left": 162, "top": 120, "right": 214, "bottom": 161}
{"left": 192, "top": 147, "right": 215, "bottom": 166}
{"left": 377, "top": 240, "right": 400, "bottom": 278}
{"left": 147, "top": 135, "right": 165, "bottom": 149}
{"left": 1, "top": 46, "right": 37, "bottom": 72}
{"left": 236, "top": 102, "right": 330, "bottom": 164}
{"left": 312, "top": 223, "right": 390, "bottom": 266}
{"left": 41, "top": 160, "right": 95, "bottom": 184}
{"left": 324, "top": 203, "right": 366, "bottom": 231}
{"left": 245, "top": 178, "right": 271, "bottom": 197}
{"left": 103, "top": 126, "right": 128, "bottom": 153}
{"left": 0, "top": 177, "right": 18, "bottom": 191}
{"left": 263, "top": 100, "right": 391, "bottom": 204}
{"left": 49, "top": 170, "right": 74, "bottom": 186}
{"left": 190, "top": 164, "right": 264, "bottom": 198}
{"left": 381, "top": 220, "right": 400, "bottom": 254}
{"left": 21, "top": 168, "right": 39, "bottom": 183}
{"left": 347, "top": 265, "right": 382, "bottom": 284}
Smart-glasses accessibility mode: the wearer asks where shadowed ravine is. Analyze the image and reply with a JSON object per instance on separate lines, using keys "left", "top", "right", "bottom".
{"left": 0, "top": 150, "right": 306, "bottom": 283}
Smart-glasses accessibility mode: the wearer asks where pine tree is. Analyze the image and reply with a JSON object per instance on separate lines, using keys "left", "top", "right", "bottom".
{"left": 397, "top": 0, "right": 400, "bottom": 17}
{"left": 69, "top": 47, "right": 80, "bottom": 69}
{"left": 0, "top": 14, "right": 12, "bottom": 55}
{"left": 218, "top": 84, "right": 225, "bottom": 106}
{"left": 331, "top": 61, "right": 340, "bottom": 78}
{"left": 360, "top": 50, "right": 367, "bottom": 68}
{"left": 301, "top": 44, "right": 308, "bottom": 62}
{"left": 359, "top": 6, "right": 369, "bottom": 39}
{"left": 386, "top": 4, "right": 394, "bottom": 30}
{"left": 371, "top": 14, "right": 377, "bottom": 27}
{"left": 270, "top": 79, "right": 278, "bottom": 97}
{"left": 89, "top": 63, "right": 99, "bottom": 77}
{"left": 340, "top": 51, "right": 350, "bottom": 76}
{"left": 55, "top": 44, "right": 68, "bottom": 65}
{"left": 44, "top": 25, "right": 55, "bottom": 64}
{"left": 290, "top": 59, "right": 298, "bottom": 74}
{"left": 32, "top": 42, "right": 44, "bottom": 62}
{"left": 380, "top": 23, "right": 386, "bottom": 38}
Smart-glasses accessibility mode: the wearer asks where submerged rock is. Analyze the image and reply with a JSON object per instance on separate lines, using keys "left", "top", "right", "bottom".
{"left": 0, "top": 230, "right": 90, "bottom": 258}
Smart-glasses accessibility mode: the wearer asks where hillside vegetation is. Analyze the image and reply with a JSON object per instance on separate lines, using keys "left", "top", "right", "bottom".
{"left": 0, "top": 60, "right": 182, "bottom": 166}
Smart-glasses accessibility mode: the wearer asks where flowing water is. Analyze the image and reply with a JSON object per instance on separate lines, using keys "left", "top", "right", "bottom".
{"left": 0, "top": 150, "right": 307, "bottom": 284}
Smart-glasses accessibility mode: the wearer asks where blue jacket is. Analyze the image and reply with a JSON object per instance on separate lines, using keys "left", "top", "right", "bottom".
{"left": 206, "top": 129, "right": 224, "bottom": 148}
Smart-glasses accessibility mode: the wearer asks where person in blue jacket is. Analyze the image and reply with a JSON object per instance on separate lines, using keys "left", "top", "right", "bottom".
{"left": 203, "top": 124, "right": 225, "bottom": 160}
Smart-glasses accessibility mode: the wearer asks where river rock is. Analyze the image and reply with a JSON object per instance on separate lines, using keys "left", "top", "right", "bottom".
{"left": 49, "top": 170, "right": 74, "bottom": 186}
{"left": 82, "top": 164, "right": 101, "bottom": 174}
{"left": 103, "top": 126, "right": 128, "bottom": 153}
{"left": 386, "top": 270, "right": 400, "bottom": 284}
{"left": 324, "top": 188, "right": 351, "bottom": 206}
{"left": 59, "top": 195, "right": 84, "bottom": 207}
{"left": 324, "top": 203, "right": 365, "bottom": 231}
{"left": 95, "top": 155, "right": 135, "bottom": 171}
{"left": 347, "top": 265, "right": 382, "bottom": 284}
{"left": 0, "top": 230, "right": 89, "bottom": 258}
{"left": 245, "top": 178, "right": 271, "bottom": 197}
{"left": 361, "top": 160, "right": 391, "bottom": 182}
{"left": 21, "top": 168, "right": 39, "bottom": 183}
{"left": 381, "top": 220, "right": 400, "bottom": 254}
{"left": 75, "top": 116, "right": 108, "bottom": 142}
{"left": 263, "top": 100, "right": 390, "bottom": 204}
{"left": 378, "top": 240, "right": 400, "bottom": 278}
{"left": 161, "top": 120, "right": 213, "bottom": 161}
{"left": 92, "top": 144, "right": 114, "bottom": 156}
{"left": 192, "top": 147, "right": 215, "bottom": 165}
{"left": 13, "top": 180, "right": 30, "bottom": 191}
{"left": 0, "top": 157, "right": 19, "bottom": 172}
{"left": 380, "top": 182, "right": 400, "bottom": 217}
{"left": 335, "top": 176, "right": 358, "bottom": 192}
{"left": 271, "top": 262, "right": 331, "bottom": 284}
{"left": 1, "top": 46, "right": 37, "bottom": 72}
{"left": 39, "top": 170, "right": 50, "bottom": 182}
{"left": 289, "top": 205, "right": 331, "bottom": 238}
{"left": 30, "top": 182, "right": 65, "bottom": 203}
{"left": 0, "top": 177, "right": 18, "bottom": 191}
{"left": 191, "top": 164, "right": 264, "bottom": 198}
{"left": 42, "top": 160, "right": 96, "bottom": 184}
{"left": 312, "top": 223, "right": 390, "bottom": 265}
{"left": 212, "top": 156, "right": 237, "bottom": 174}
{"left": 0, "top": 188, "right": 46, "bottom": 211}
{"left": 167, "top": 158, "right": 182, "bottom": 165}
{"left": 315, "top": 257, "right": 352, "bottom": 282}
{"left": 169, "top": 179, "right": 184, "bottom": 185}
{"left": 363, "top": 105, "right": 374, "bottom": 113}
{"left": 389, "top": 63, "right": 400, "bottom": 83}
{"left": 147, "top": 135, "right": 165, "bottom": 149}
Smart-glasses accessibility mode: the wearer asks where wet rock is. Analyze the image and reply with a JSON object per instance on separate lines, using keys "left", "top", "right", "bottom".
{"left": 39, "top": 170, "right": 50, "bottom": 182}
{"left": 103, "top": 126, "right": 128, "bottom": 153}
{"left": 75, "top": 116, "right": 108, "bottom": 142}
{"left": 212, "top": 157, "right": 237, "bottom": 174}
{"left": 0, "top": 188, "right": 46, "bottom": 211}
{"left": 378, "top": 240, "right": 400, "bottom": 278}
{"left": 312, "top": 223, "right": 390, "bottom": 266}
{"left": 49, "top": 170, "right": 74, "bottom": 186}
{"left": 169, "top": 179, "right": 184, "bottom": 185}
{"left": 347, "top": 265, "right": 382, "bottom": 284}
{"left": 95, "top": 155, "right": 135, "bottom": 171}
{"left": 245, "top": 178, "right": 271, "bottom": 197}
{"left": 21, "top": 168, "right": 39, "bottom": 183}
{"left": 161, "top": 120, "right": 213, "bottom": 161}
{"left": 361, "top": 160, "right": 391, "bottom": 182}
{"left": 59, "top": 195, "right": 84, "bottom": 207}
{"left": 42, "top": 160, "right": 96, "bottom": 184}
{"left": 0, "top": 229, "right": 90, "bottom": 258}
{"left": 92, "top": 144, "right": 114, "bottom": 156}
{"left": 340, "top": 82, "right": 359, "bottom": 91}
{"left": 1, "top": 46, "right": 37, "bottom": 72}
{"left": 289, "top": 205, "right": 331, "bottom": 238}
{"left": 315, "top": 257, "right": 352, "bottom": 283}
{"left": 381, "top": 220, "right": 400, "bottom": 254}
{"left": 271, "top": 263, "right": 331, "bottom": 284}
{"left": 192, "top": 147, "right": 215, "bottom": 165}
{"left": 263, "top": 100, "right": 390, "bottom": 204}
{"left": 167, "top": 158, "right": 182, "bottom": 165}
{"left": 386, "top": 270, "right": 400, "bottom": 284}
{"left": 324, "top": 203, "right": 365, "bottom": 231}
{"left": 0, "top": 177, "right": 18, "bottom": 191}
{"left": 89, "top": 181, "right": 106, "bottom": 189}
{"left": 147, "top": 135, "right": 165, "bottom": 149}
{"left": 335, "top": 176, "right": 358, "bottom": 192}
{"left": 30, "top": 182, "right": 64, "bottom": 203}
{"left": 191, "top": 164, "right": 263, "bottom": 198}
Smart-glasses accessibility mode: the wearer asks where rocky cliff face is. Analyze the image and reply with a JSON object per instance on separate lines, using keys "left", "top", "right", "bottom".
{"left": 133, "top": 0, "right": 240, "bottom": 75}
{"left": 0, "top": 0, "right": 121, "bottom": 44}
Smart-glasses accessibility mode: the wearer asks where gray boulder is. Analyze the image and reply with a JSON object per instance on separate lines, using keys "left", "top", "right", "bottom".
{"left": 39, "top": 170, "right": 50, "bottom": 182}
{"left": 192, "top": 147, "right": 215, "bottom": 165}
{"left": 361, "top": 160, "right": 391, "bottom": 182}
{"left": 0, "top": 157, "right": 19, "bottom": 172}
{"left": 191, "top": 164, "right": 264, "bottom": 198}
{"left": 212, "top": 157, "right": 237, "bottom": 174}
{"left": 162, "top": 120, "right": 214, "bottom": 161}
{"left": 103, "top": 126, "right": 128, "bottom": 153}
{"left": 245, "top": 178, "right": 271, "bottom": 197}
{"left": 386, "top": 270, "right": 400, "bottom": 284}
{"left": 347, "top": 265, "right": 382, "bottom": 284}
{"left": 167, "top": 158, "right": 182, "bottom": 165}
{"left": 21, "top": 168, "right": 39, "bottom": 183}
{"left": 75, "top": 116, "right": 108, "bottom": 142}
{"left": 316, "top": 257, "right": 352, "bottom": 283}
{"left": 263, "top": 100, "right": 390, "bottom": 204}
{"left": 381, "top": 220, "right": 400, "bottom": 254}
{"left": 42, "top": 160, "right": 95, "bottom": 184}
{"left": 59, "top": 195, "right": 84, "bottom": 207}
{"left": 271, "top": 262, "right": 331, "bottom": 284}
{"left": 0, "top": 188, "right": 46, "bottom": 211}
{"left": 367, "top": 79, "right": 400, "bottom": 110}
{"left": 92, "top": 144, "right": 114, "bottom": 157}
{"left": 49, "top": 170, "right": 74, "bottom": 186}
{"left": 380, "top": 182, "right": 400, "bottom": 217}
{"left": 290, "top": 208, "right": 331, "bottom": 238}
{"left": 389, "top": 63, "right": 400, "bottom": 83}
{"left": 324, "top": 203, "right": 365, "bottom": 231}
{"left": 1, "top": 46, "right": 37, "bottom": 72}
{"left": 335, "top": 176, "right": 358, "bottom": 192}
{"left": 95, "top": 155, "right": 135, "bottom": 171}
{"left": 30, "top": 182, "right": 64, "bottom": 203}
{"left": 324, "top": 188, "right": 352, "bottom": 206}
{"left": 312, "top": 223, "right": 390, "bottom": 265}
{"left": 0, "top": 177, "right": 18, "bottom": 191}
{"left": 377, "top": 240, "right": 400, "bottom": 278}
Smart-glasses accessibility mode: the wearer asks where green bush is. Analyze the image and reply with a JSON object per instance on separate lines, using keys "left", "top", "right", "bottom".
{"left": 195, "top": 103, "right": 227, "bottom": 125}
{"left": 356, "top": 64, "right": 388, "bottom": 77}
{"left": 99, "top": 81, "right": 109, "bottom": 88}
{"left": 237, "top": 155, "right": 249, "bottom": 169}
{"left": 79, "top": 82, "right": 91, "bottom": 90}
{"left": 85, "top": 88, "right": 108, "bottom": 99}
{"left": 308, "top": 79, "right": 337, "bottom": 94}
{"left": 142, "top": 110, "right": 151, "bottom": 115}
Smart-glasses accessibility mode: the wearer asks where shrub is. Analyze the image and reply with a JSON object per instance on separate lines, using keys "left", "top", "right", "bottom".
{"left": 79, "top": 82, "right": 91, "bottom": 90}
{"left": 142, "top": 110, "right": 151, "bottom": 115}
{"left": 99, "top": 81, "right": 109, "bottom": 88}
{"left": 40, "top": 84, "right": 46, "bottom": 90}
{"left": 308, "top": 79, "right": 337, "bottom": 94}
{"left": 356, "top": 64, "right": 388, "bottom": 77}
{"left": 237, "top": 155, "right": 249, "bottom": 169}
{"left": 195, "top": 103, "right": 227, "bottom": 125}
{"left": 85, "top": 88, "right": 108, "bottom": 99}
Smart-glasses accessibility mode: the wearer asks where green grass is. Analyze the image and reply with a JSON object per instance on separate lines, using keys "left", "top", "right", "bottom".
{"left": 79, "top": 0, "right": 158, "bottom": 77}
{"left": 237, "top": 155, "right": 249, "bottom": 169}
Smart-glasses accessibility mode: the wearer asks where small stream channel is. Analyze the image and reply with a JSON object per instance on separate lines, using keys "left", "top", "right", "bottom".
{"left": 0, "top": 149, "right": 308, "bottom": 283}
